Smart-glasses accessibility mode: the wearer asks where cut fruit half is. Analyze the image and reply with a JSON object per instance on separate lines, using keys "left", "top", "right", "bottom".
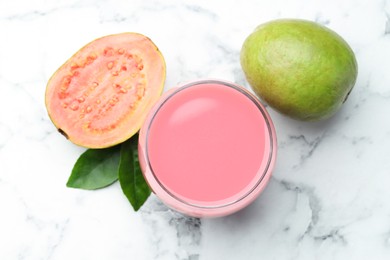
{"left": 45, "top": 33, "right": 166, "bottom": 148}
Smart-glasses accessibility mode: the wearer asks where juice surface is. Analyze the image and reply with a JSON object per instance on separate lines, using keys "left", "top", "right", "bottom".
{"left": 147, "top": 83, "right": 270, "bottom": 205}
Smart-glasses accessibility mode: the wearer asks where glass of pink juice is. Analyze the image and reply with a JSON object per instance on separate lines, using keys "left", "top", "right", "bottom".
{"left": 138, "top": 80, "right": 277, "bottom": 217}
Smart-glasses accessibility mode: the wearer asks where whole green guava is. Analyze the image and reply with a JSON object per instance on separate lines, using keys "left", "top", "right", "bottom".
{"left": 240, "top": 19, "right": 358, "bottom": 121}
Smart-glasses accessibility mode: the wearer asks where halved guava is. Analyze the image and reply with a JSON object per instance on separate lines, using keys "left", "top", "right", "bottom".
{"left": 45, "top": 33, "right": 166, "bottom": 148}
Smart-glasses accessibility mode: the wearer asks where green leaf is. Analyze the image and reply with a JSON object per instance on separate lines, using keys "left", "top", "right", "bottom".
{"left": 119, "top": 135, "right": 151, "bottom": 211}
{"left": 67, "top": 146, "right": 121, "bottom": 190}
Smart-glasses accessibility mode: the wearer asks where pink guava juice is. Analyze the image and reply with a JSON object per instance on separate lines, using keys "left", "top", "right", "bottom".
{"left": 138, "top": 80, "right": 277, "bottom": 217}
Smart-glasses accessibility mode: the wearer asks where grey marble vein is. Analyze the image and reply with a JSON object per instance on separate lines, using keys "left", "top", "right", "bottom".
{"left": 277, "top": 180, "right": 321, "bottom": 236}
{"left": 46, "top": 219, "right": 70, "bottom": 260}
{"left": 279, "top": 132, "right": 326, "bottom": 169}
{"left": 385, "top": 12, "right": 390, "bottom": 35}
{"left": 312, "top": 229, "right": 347, "bottom": 245}
{"left": 140, "top": 197, "right": 202, "bottom": 260}
{"left": 183, "top": 4, "right": 218, "bottom": 21}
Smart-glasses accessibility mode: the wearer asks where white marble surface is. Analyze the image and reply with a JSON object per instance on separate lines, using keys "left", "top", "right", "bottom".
{"left": 1, "top": 0, "right": 390, "bottom": 259}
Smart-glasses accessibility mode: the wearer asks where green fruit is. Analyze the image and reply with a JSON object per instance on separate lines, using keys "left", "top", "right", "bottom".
{"left": 240, "top": 19, "right": 358, "bottom": 121}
